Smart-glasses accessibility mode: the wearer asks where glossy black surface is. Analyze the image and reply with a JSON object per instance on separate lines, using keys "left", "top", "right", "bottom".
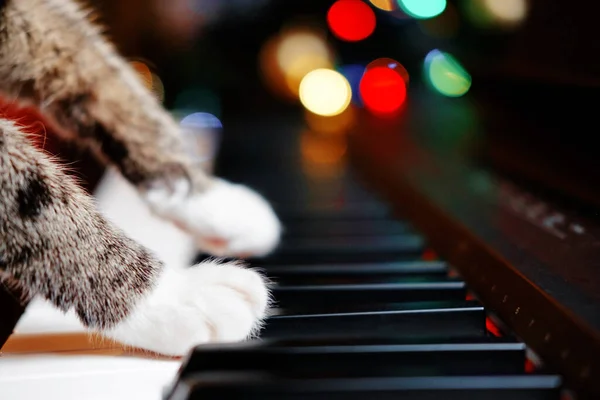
{"left": 178, "top": 339, "right": 527, "bottom": 378}
{"left": 171, "top": 373, "right": 562, "bottom": 400}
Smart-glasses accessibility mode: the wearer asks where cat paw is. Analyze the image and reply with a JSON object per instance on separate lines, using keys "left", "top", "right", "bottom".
{"left": 101, "top": 260, "right": 270, "bottom": 357}
{"left": 142, "top": 178, "right": 281, "bottom": 257}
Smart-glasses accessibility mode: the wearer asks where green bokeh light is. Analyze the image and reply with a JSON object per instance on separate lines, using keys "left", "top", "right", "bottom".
{"left": 398, "top": 0, "right": 446, "bottom": 19}
{"left": 424, "top": 50, "right": 472, "bottom": 97}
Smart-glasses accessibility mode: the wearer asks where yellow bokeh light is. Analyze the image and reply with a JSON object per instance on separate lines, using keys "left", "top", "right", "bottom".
{"left": 483, "top": 0, "right": 527, "bottom": 24}
{"left": 465, "top": 0, "right": 528, "bottom": 29}
{"left": 369, "top": 0, "right": 396, "bottom": 11}
{"left": 299, "top": 69, "right": 352, "bottom": 117}
{"left": 276, "top": 29, "right": 335, "bottom": 97}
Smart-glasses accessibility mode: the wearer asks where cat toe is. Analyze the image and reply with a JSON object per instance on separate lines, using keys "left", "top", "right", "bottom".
{"left": 143, "top": 178, "right": 282, "bottom": 257}
{"left": 101, "top": 261, "right": 270, "bottom": 357}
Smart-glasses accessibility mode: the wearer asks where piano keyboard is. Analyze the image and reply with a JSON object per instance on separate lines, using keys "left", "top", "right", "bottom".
{"left": 164, "top": 171, "right": 564, "bottom": 399}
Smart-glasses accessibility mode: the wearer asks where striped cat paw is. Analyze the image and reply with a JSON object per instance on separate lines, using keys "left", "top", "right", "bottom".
{"left": 142, "top": 178, "right": 281, "bottom": 258}
{"left": 101, "top": 260, "right": 270, "bottom": 357}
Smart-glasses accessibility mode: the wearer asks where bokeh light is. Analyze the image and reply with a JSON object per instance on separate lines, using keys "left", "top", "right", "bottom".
{"left": 359, "top": 60, "right": 407, "bottom": 115}
{"left": 130, "top": 61, "right": 153, "bottom": 89}
{"left": 424, "top": 49, "right": 472, "bottom": 97}
{"left": 366, "top": 58, "right": 409, "bottom": 86}
{"left": 178, "top": 112, "right": 223, "bottom": 173}
{"left": 327, "top": 0, "right": 377, "bottom": 42}
{"left": 180, "top": 112, "right": 223, "bottom": 129}
{"left": 259, "top": 27, "right": 335, "bottom": 100}
{"left": 464, "top": 0, "right": 528, "bottom": 29}
{"left": 369, "top": 0, "right": 397, "bottom": 11}
{"left": 483, "top": 0, "right": 528, "bottom": 24}
{"left": 398, "top": 0, "right": 447, "bottom": 19}
{"left": 299, "top": 69, "right": 352, "bottom": 117}
{"left": 129, "top": 61, "right": 165, "bottom": 103}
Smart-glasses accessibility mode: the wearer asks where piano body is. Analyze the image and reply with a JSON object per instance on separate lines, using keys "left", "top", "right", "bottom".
{"left": 1, "top": 0, "right": 600, "bottom": 399}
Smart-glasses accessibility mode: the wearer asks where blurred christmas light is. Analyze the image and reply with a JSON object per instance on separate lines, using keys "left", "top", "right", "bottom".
{"left": 129, "top": 61, "right": 165, "bottom": 103}
{"left": 178, "top": 111, "right": 223, "bottom": 173}
{"left": 366, "top": 58, "right": 409, "bottom": 86}
{"left": 359, "top": 60, "right": 407, "bottom": 115}
{"left": 129, "top": 61, "right": 153, "bottom": 89}
{"left": 424, "top": 49, "right": 471, "bottom": 97}
{"left": 259, "top": 27, "right": 335, "bottom": 100}
{"left": 180, "top": 112, "right": 223, "bottom": 129}
{"left": 277, "top": 29, "right": 335, "bottom": 96}
{"left": 327, "top": 0, "right": 376, "bottom": 42}
{"left": 299, "top": 69, "right": 352, "bottom": 117}
{"left": 369, "top": 0, "right": 397, "bottom": 11}
{"left": 483, "top": 0, "right": 528, "bottom": 25}
{"left": 464, "top": 0, "right": 528, "bottom": 29}
{"left": 398, "top": 0, "right": 446, "bottom": 19}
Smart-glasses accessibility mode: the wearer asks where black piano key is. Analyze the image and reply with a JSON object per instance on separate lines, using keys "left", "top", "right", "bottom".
{"left": 283, "top": 219, "right": 411, "bottom": 238}
{"left": 256, "top": 235, "right": 426, "bottom": 265}
{"left": 177, "top": 339, "right": 526, "bottom": 379}
{"left": 266, "top": 261, "right": 448, "bottom": 285}
{"left": 277, "top": 203, "right": 391, "bottom": 222}
{"left": 262, "top": 301, "right": 486, "bottom": 341}
{"left": 272, "top": 281, "right": 466, "bottom": 311}
{"left": 169, "top": 372, "right": 562, "bottom": 400}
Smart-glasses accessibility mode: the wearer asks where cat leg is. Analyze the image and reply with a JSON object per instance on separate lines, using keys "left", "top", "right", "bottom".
{"left": 0, "top": 118, "right": 270, "bottom": 356}
{"left": 0, "top": 0, "right": 281, "bottom": 257}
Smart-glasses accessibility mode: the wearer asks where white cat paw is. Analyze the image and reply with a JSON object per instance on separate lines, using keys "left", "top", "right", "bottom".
{"left": 142, "top": 178, "right": 281, "bottom": 258}
{"left": 101, "top": 260, "right": 271, "bottom": 357}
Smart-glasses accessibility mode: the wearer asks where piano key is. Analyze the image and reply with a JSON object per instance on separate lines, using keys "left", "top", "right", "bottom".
{"left": 277, "top": 202, "right": 391, "bottom": 222}
{"left": 266, "top": 261, "right": 449, "bottom": 285}
{"left": 176, "top": 339, "right": 527, "bottom": 379}
{"left": 283, "top": 219, "right": 411, "bottom": 238}
{"left": 169, "top": 372, "right": 562, "bottom": 400}
{"left": 272, "top": 281, "right": 466, "bottom": 311}
{"left": 263, "top": 301, "right": 486, "bottom": 341}
{"left": 256, "top": 234, "right": 426, "bottom": 265}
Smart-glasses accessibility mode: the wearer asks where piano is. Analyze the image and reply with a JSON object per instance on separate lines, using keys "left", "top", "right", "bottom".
{"left": 2, "top": 0, "right": 600, "bottom": 399}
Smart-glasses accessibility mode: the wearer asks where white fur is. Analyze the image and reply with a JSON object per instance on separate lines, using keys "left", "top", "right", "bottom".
{"left": 101, "top": 260, "right": 270, "bottom": 357}
{"left": 143, "top": 178, "right": 281, "bottom": 257}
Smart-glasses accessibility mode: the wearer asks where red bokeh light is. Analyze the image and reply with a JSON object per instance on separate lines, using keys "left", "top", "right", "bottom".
{"left": 366, "top": 57, "right": 410, "bottom": 86}
{"left": 327, "top": 0, "right": 376, "bottom": 42}
{"left": 359, "top": 66, "right": 407, "bottom": 114}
